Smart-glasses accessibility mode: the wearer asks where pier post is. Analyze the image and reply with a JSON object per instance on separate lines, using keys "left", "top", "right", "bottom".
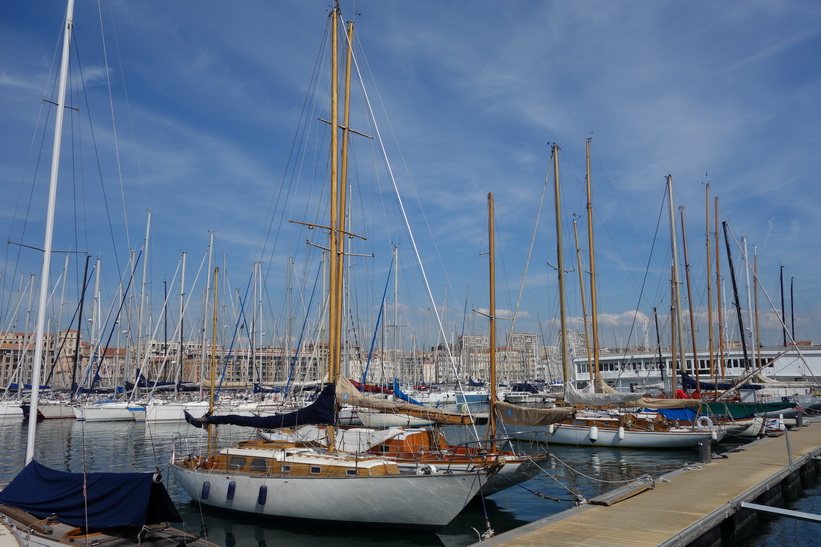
{"left": 698, "top": 438, "right": 711, "bottom": 464}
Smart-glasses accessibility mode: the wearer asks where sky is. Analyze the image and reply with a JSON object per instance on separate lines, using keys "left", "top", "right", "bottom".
{"left": 1, "top": 1, "right": 821, "bottom": 356}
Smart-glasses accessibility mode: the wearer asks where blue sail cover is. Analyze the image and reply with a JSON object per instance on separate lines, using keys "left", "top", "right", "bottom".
{"left": 511, "top": 382, "right": 539, "bottom": 393}
{"left": 0, "top": 460, "right": 181, "bottom": 528}
{"left": 185, "top": 382, "right": 336, "bottom": 429}
{"left": 392, "top": 378, "right": 422, "bottom": 405}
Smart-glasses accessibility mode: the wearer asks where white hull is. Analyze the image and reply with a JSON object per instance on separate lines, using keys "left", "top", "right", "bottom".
{"left": 509, "top": 423, "right": 720, "bottom": 448}
{"left": 171, "top": 463, "right": 484, "bottom": 529}
{"left": 0, "top": 402, "right": 23, "bottom": 420}
{"left": 143, "top": 400, "right": 210, "bottom": 423}
{"left": 74, "top": 401, "right": 139, "bottom": 422}
{"left": 723, "top": 417, "right": 766, "bottom": 438}
{"left": 37, "top": 401, "right": 76, "bottom": 419}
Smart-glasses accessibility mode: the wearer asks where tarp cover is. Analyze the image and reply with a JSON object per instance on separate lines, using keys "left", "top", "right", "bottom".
{"left": 510, "top": 382, "right": 539, "bottom": 393}
{"left": 634, "top": 397, "right": 701, "bottom": 409}
{"left": 185, "top": 382, "right": 336, "bottom": 429}
{"left": 564, "top": 382, "right": 644, "bottom": 405}
{"left": 494, "top": 401, "right": 573, "bottom": 427}
{"left": 0, "top": 459, "right": 181, "bottom": 528}
{"left": 336, "top": 377, "right": 474, "bottom": 424}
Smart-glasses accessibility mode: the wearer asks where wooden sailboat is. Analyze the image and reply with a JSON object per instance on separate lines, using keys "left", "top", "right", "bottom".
{"left": 501, "top": 146, "right": 719, "bottom": 449}
{"left": 0, "top": 2, "right": 215, "bottom": 544}
{"left": 170, "top": 4, "right": 494, "bottom": 530}
{"left": 260, "top": 193, "right": 552, "bottom": 495}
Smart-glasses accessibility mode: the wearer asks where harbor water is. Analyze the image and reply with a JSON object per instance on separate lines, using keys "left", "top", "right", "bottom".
{"left": 0, "top": 418, "right": 815, "bottom": 546}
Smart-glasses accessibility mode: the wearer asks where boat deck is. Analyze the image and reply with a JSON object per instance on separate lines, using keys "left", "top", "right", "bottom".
{"left": 477, "top": 421, "right": 821, "bottom": 546}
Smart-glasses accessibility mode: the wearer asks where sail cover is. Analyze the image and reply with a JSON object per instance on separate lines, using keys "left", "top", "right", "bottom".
{"left": 493, "top": 401, "right": 573, "bottom": 427}
{"left": 564, "top": 382, "right": 644, "bottom": 405}
{"left": 336, "top": 377, "right": 474, "bottom": 424}
{"left": 184, "top": 382, "right": 336, "bottom": 429}
{"left": 0, "top": 460, "right": 181, "bottom": 528}
{"left": 392, "top": 378, "right": 423, "bottom": 405}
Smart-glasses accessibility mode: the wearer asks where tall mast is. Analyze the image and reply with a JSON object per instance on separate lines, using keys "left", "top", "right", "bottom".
{"left": 722, "top": 221, "right": 750, "bottom": 369}
{"left": 69, "top": 256, "right": 91, "bottom": 399}
{"left": 207, "top": 267, "right": 218, "bottom": 457}
{"left": 327, "top": 5, "right": 340, "bottom": 385}
{"left": 705, "top": 184, "right": 714, "bottom": 381}
{"left": 332, "top": 17, "right": 355, "bottom": 384}
{"left": 680, "top": 207, "right": 700, "bottom": 389}
{"left": 552, "top": 145, "right": 570, "bottom": 384}
{"left": 572, "top": 218, "right": 592, "bottom": 382}
{"left": 790, "top": 277, "right": 795, "bottom": 342}
{"left": 667, "top": 176, "right": 687, "bottom": 396}
{"left": 486, "top": 193, "right": 497, "bottom": 448}
{"left": 134, "top": 211, "right": 151, "bottom": 397}
{"left": 743, "top": 236, "right": 755, "bottom": 357}
{"left": 177, "top": 251, "right": 186, "bottom": 388}
{"left": 714, "top": 197, "right": 725, "bottom": 381}
{"left": 200, "top": 232, "right": 214, "bottom": 399}
{"left": 25, "top": 0, "right": 75, "bottom": 464}
{"left": 754, "top": 248, "right": 762, "bottom": 369}
{"left": 780, "top": 266, "right": 786, "bottom": 346}
{"left": 585, "top": 138, "right": 601, "bottom": 382}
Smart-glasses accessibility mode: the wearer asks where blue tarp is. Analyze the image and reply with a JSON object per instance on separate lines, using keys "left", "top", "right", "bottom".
{"left": 510, "top": 382, "right": 539, "bottom": 393}
{"left": 185, "top": 382, "right": 336, "bottom": 429}
{"left": 648, "top": 407, "right": 699, "bottom": 421}
{"left": 0, "top": 460, "right": 181, "bottom": 528}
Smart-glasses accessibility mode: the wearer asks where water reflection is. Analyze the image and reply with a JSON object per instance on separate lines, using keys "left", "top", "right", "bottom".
{"left": 1, "top": 419, "right": 736, "bottom": 546}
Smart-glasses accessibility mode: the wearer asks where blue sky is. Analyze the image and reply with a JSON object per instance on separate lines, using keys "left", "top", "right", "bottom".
{"left": 2, "top": 1, "right": 820, "bottom": 355}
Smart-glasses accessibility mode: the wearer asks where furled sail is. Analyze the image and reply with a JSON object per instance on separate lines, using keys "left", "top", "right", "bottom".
{"left": 564, "top": 381, "right": 644, "bottom": 405}
{"left": 493, "top": 401, "right": 573, "bottom": 427}
{"left": 184, "top": 382, "right": 336, "bottom": 429}
{"left": 336, "top": 377, "right": 473, "bottom": 424}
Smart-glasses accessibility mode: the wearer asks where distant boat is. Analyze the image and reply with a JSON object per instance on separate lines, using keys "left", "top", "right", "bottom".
{"left": 0, "top": 401, "right": 23, "bottom": 420}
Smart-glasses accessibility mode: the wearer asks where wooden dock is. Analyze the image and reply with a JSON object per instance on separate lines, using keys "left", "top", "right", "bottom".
{"left": 477, "top": 422, "right": 821, "bottom": 546}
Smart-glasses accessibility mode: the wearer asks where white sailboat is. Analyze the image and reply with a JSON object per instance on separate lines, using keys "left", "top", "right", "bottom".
{"left": 170, "top": 4, "right": 494, "bottom": 529}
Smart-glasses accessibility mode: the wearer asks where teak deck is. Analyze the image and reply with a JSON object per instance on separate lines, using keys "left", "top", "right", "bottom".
{"left": 478, "top": 422, "right": 821, "bottom": 546}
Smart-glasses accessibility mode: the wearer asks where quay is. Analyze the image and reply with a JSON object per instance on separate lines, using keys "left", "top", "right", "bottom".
{"left": 478, "top": 422, "right": 821, "bottom": 546}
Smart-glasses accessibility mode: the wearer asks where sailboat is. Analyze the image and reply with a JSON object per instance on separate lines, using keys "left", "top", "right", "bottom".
{"left": 501, "top": 146, "right": 720, "bottom": 449}
{"left": 0, "top": 2, "right": 215, "bottom": 544}
{"left": 170, "top": 4, "right": 494, "bottom": 530}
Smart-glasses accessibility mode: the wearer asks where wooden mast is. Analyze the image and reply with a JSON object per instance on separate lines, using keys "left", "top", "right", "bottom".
{"left": 328, "top": 4, "right": 340, "bottom": 385}
{"left": 572, "top": 218, "right": 593, "bottom": 383}
{"left": 585, "top": 138, "right": 602, "bottom": 385}
{"left": 486, "top": 192, "right": 497, "bottom": 449}
{"left": 334, "top": 18, "right": 355, "bottom": 381}
{"left": 680, "top": 207, "right": 701, "bottom": 390}
{"left": 714, "top": 197, "right": 725, "bottom": 382}
{"left": 552, "top": 145, "right": 570, "bottom": 388}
